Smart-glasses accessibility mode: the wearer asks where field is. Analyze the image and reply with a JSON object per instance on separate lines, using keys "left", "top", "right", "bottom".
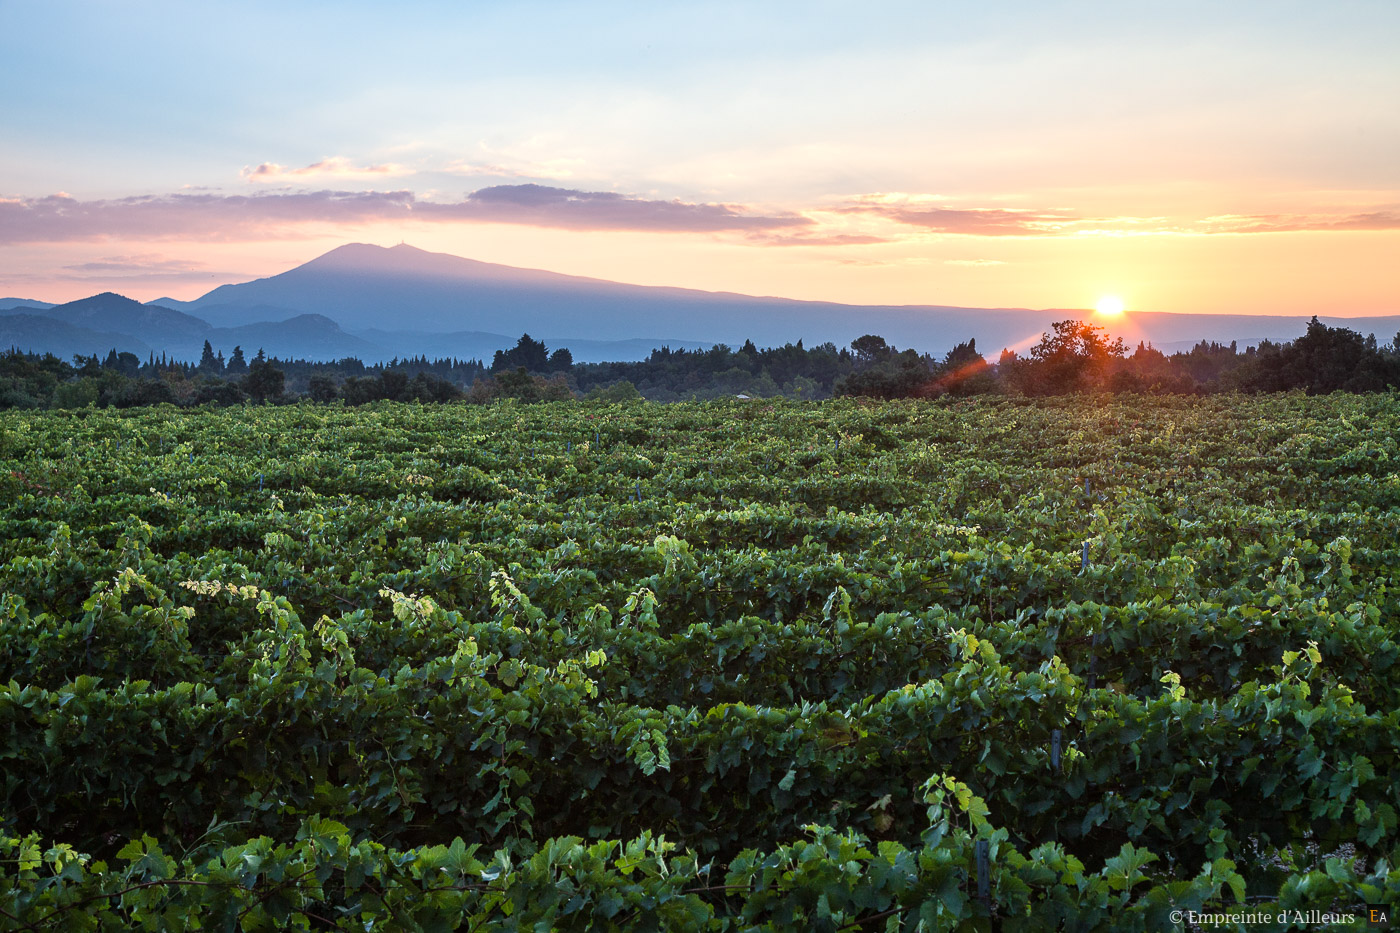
{"left": 2, "top": 395, "right": 1399, "bottom": 930}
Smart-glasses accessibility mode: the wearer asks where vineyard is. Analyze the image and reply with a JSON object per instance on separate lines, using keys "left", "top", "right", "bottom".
{"left": 1, "top": 395, "right": 1399, "bottom": 930}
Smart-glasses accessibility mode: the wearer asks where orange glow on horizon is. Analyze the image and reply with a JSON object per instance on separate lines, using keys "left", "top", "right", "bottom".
{"left": 1096, "top": 295, "right": 1126, "bottom": 316}
{"left": 3, "top": 225, "right": 1398, "bottom": 317}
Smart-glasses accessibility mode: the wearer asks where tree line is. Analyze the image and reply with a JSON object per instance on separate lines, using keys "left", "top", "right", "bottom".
{"left": 2, "top": 317, "right": 1398, "bottom": 410}
{"left": 832, "top": 318, "right": 1400, "bottom": 399}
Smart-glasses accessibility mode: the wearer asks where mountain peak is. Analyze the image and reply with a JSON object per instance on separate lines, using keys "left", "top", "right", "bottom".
{"left": 57, "top": 291, "right": 155, "bottom": 311}
{"left": 46, "top": 291, "right": 212, "bottom": 336}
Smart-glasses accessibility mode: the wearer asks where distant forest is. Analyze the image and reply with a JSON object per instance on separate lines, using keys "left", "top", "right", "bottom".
{"left": 3, "top": 317, "right": 1399, "bottom": 410}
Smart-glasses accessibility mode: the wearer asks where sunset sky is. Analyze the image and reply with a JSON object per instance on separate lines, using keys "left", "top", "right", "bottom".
{"left": 2, "top": 1, "right": 1397, "bottom": 315}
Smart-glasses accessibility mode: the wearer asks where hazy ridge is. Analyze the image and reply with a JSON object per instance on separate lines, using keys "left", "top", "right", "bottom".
{"left": 6, "top": 243, "right": 1398, "bottom": 364}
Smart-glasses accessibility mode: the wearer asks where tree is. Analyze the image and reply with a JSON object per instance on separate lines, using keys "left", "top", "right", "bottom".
{"left": 114, "top": 378, "right": 176, "bottom": 408}
{"left": 243, "top": 358, "right": 284, "bottom": 403}
{"left": 198, "top": 340, "right": 222, "bottom": 374}
{"left": 850, "top": 335, "right": 892, "bottom": 366}
{"left": 585, "top": 379, "right": 642, "bottom": 402}
{"left": 548, "top": 348, "right": 574, "bottom": 371}
{"left": 928, "top": 339, "right": 996, "bottom": 396}
{"left": 1009, "top": 320, "right": 1127, "bottom": 395}
{"left": 194, "top": 380, "right": 247, "bottom": 406}
{"left": 492, "top": 334, "right": 550, "bottom": 372}
{"left": 381, "top": 370, "right": 409, "bottom": 401}
{"left": 834, "top": 343, "right": 931, "bottom": 399}
{"left": 405, "top": 371, "right": 463, "bottom": 402}
{"left": 226, "top": 346, "right": 248, "bottom": 375}
{"left": 100, "top": 350, "right": 141, "bottom": 376}
{"left": 72, "top": 354, "right": 102, "bottom": 378}
{"left": 307, "top": 373, "right": 338, "bottom": 403}
{"left": 1281, "top": 317, "right": 1389, "bottom": 393}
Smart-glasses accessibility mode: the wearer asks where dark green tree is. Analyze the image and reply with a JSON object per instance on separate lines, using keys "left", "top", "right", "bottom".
{"left": 198, "top": 340, "right": 222, "bottom": 374}
{"left": 1273, "top": 317, "right": 1390, "bottom": 393}
{"left": 243, "top": 358, "right": 284, "bottom": 403}
{"left": 381, "top": 370, "right": 409, "bottom": 401}
{"left": 930, "top": 339, "right": 996, "bottom": 396}
{"left": 850, "top": 335, "right": 892, "bottom": 366}
{"left": 492, "top": 334, "right": 550, "bottom": 372}
{"left": 226, "top": 346, "right": 248, "bottom": 375}
{"left": 307, "top": 373, "right": 338, "bottom": 403}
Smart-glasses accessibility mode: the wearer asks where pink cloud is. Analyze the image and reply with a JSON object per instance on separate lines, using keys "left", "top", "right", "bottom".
{"left": 843, "top": 199, "right": 1075, "bottom": 235}
{"left": 424, "top": 184, "right": 811, "bottom": 232}
{"left": 64, "top": 258, "right": 199, "bottom": 273}
{"left": 745, "top": 232, "right": 889, "bottom": 247}
{"left": 7, "top": 185, "right": 1392, "bottom": 248}
{"left": 846, "top": 195, "right": 1400, "bottom": 238}
{"left": 0, "top": 190, "right": 417, "bottom": 243}
{"left": 0, "top": 185, "right": 810, "bottom": 243}
{"left": 1202, "top": 210, "right": 1400, "bottom": 234}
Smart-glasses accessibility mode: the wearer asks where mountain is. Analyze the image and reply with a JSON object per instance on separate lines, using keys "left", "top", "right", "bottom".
{"left": 40, "top": 292, "right": 213, "bottom": 342}
{"left": 177, "top": 243, "right": 1058, "bottom": 350}
{"left": 2, "top": 292, "right": 375, "bottom": 363}
{"left": 208, "top": 314, "right": 377, "bottom": 361}
{"left": 0, "top": 298, "right": 55, "bottom": 311}
{"left": 14, "top": 245, "right": 1400, "bottom": 364}
{"left": 0, "top": 313, "right": 152, "bottom": 359}
{"left": 0, "top": 292, "right": 212, "bottom": 360}
{"left": 173, "top": 243, "right": 1400, "bottom": 356}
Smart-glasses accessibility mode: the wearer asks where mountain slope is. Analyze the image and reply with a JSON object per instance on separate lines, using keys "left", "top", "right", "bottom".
{"left": 4, "top": 293, "right": 379, "bottom": 363}
{"left": 179, "top": 243, "right": 1400, "bottom": 355}
{"left": 0, "top": 313, "right": 152, "bottom": 359}
{"left": 42, "top": 293, "right": 212, "bottom": 342}
{"left": 17, "top": 245, "right": 1400, "bottom": 364}
{"left": 0, "top": 298, "right": 56, "bottom": 311}
{"left": 208, "top": 314, "right": 378, "bottom": 361}
{"left": 180, "top": 243, "right": 1056, "bottom": 350}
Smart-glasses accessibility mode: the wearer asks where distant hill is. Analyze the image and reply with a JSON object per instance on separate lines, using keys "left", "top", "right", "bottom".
{"left": 0, "top": 312, "right": 152, "bottom": 359}
{"left": 168, "top": 243, "right": 1400, "bottom": 356}
{"left": 13, "top": 243, "right": 1399, "bottom": 363}
{"left": 0, "top": 298, "right": 55, "bottom": 311}
{"left": 2, "top": 293, "right": 376, "bottom": 363}
{"left": 42, "top": 292, "right": 212, "bottom": 342}
{"left": 172, "top": 243, "right": 1058, "bottom": 351}
{"left": 209, "top": 314, "right": 378, "bottom": 361}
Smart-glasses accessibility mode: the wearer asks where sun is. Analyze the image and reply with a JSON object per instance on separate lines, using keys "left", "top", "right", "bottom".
{"left": 1096, "top": 295, "right": 1126, "bottom": 316}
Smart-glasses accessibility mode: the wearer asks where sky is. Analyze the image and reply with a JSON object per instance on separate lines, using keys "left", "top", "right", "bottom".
{"left": 2, "top": 0, "right": 1397, "bottom": 315}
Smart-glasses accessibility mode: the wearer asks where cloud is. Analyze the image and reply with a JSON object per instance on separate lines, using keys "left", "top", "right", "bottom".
{"left": 1, "top": 252, "right": 246, "bottom": 289}
{"left": 62, "top": 253, "right": 209, "bottom": 274}
{"left": 846, "top": 194, "right": 1400, "bottom": 238}
{"left": 944, "top": 259, "right": 1007, "bottom": 266}
{"left": 241, "top": 157, "right": 411, "bottom": 182}
{"left": 844, "top": 197, "right": 1075, "bottom": 235}
{"left": 1200, "top": 210, "right": 1400, "bottom": 234}
{"left": 421, "top": 184, "right": 811, "bottom": 232}
{"left": 745, "top": 232, "right": 888, "bottom": 247}
{"left": 0, "top": 185, "right": 810, "bottom": 243}
{"left": 0, "top": 190, "right": 418, "bottom": 243}
{"left": 8, "top": 185, "right": 1393, "bottom": 248}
